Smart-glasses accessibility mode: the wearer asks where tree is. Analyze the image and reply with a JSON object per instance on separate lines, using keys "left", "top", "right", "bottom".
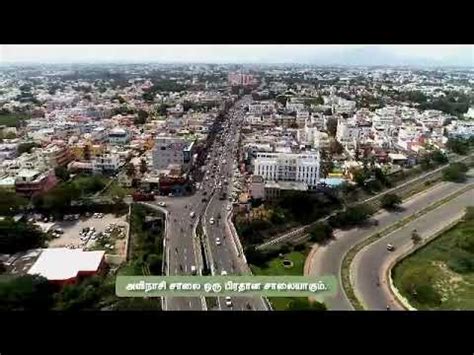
{"left": 275, "top": 95, "right": 288, "bottom": 106}
{"left": 429, "top": 150, "right": 448, "bottom": 164}
{"left": 139, "top": 159, "right": 148, "bottom": 175}
{"left": 17, "top": 142, "right": 38, "bottom": 155}
{"left": 54, "top": 166, "right": 70, "bottom": 182}
{"left": 411, "top": 230, "right": 422, "bottom": 245}
{"left": 134, "top": 110, "right": 148, "bottom": 125}
{"left": 83, "top": 144, "right": 91, "bottom": 161}
{"left": 442, "top": 163, "right": 467, "bottom": 182}
{"left": 4, "top": 131, "right": 16, "bottom": 139}
{"left": 0, "top": 275, "right": 55, "bottom": 311}
{"left": 329, "top": 139, "right": 344, "bottom": 155}
{"left": 0, "top": 219, "right": 46, "bottom": 254}
{"left": 0, "top": 188, "right": 28, "bottom": 216}
{"left": 330, "top": 204, "right": 373, "bottom": 228}
{"left": 309, "top": 222, "right": 334, "bottom": 244}
{"left": 381, "top": 193, "right": 402, "bottom": 210}
{"left": 446, "top": 138, "right": 470, "bottom": 155}
{"left": 125, "top": 162, "right": 136, "bottom": 178}
{"left": 288, "top": 298, "right": 327, "bottom": 310}
{"left": 326, "top": 118, "right": 338, "bottom": 137}
{"left": 146, "top": 254, "right": 162, "bottom": 275}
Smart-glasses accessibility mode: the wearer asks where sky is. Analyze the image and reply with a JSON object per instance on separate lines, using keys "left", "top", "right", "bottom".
{"left": 0, "top": 45, "right": 472, "bottom": 66}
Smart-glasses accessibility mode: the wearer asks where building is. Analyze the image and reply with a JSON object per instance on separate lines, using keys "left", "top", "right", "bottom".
{"left": 108, "top": 128, "right": 130, "bottom": 145}
{"left": 92, "top": 154, "right": 120, "bottom": 174}
{"left": 336, "top": 119, "right": 372, "bottom": 147}
{"left": 41, "top": 143, "right": 72, "bottom": 168}
{"left": 15, "top": 169, "right": 58, "bottom": 197}
{"left": 152, "top": 136, "right": 195, "bottom": 172}
{"left": 228, "top": 72, "right": 256, "bottom": 86}
{"left": 0, "top": 143, "right": 18, "bottom": 162}
{"left": 254, "top": 151, "right": 320, "bottom": 188}
{"left": 264, "top": 180, "right": 308, "bottom": 200}
{"left": 249, "top": 175, "right": 265, "bottom": 200}
{"left": 27, "top": 248, "right": 106, "bottom": 286}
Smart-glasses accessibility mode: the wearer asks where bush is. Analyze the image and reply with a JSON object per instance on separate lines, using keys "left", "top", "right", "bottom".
{"left": 447, "top": 255, "right": 474, "bottom": 274}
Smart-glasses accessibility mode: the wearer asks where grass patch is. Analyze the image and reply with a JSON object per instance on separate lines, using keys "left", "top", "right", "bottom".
{"left": 393, "top": 208, "right": 474, "bottom": 310}
{"left": 249, "top": 248, "right": 327, "bottom": 310}
{"left": 0, "top": 114, "right": 27, "bottom": 127}
{"left": 250, "top": 251, "right": 306, "bottom": 276}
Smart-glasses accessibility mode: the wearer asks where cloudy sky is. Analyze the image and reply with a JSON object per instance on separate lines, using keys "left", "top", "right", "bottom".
{"left": 0, "top": 45, "right": 472, "bottom": 66}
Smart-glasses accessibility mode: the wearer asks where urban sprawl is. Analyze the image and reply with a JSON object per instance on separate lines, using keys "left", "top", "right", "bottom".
{"left": 0, "top": 63, "right": 473, "bottom": 311}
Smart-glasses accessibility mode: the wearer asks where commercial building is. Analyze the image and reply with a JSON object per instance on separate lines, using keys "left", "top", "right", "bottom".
{"left": 152, "top": 136, "right": 195, "bottom": 172}
{"left": 254, "top": 151, "right": 320, "bottom": 188}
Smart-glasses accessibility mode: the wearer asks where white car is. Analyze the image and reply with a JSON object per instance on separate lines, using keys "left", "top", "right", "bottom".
{"left": 225, "top": 296, "right": 232, "bottom": 307}
{"left": 189, "top": 211, "right": 196, "bottom": 218}
{"left": 158, "top": 202, "right": 166, "bottom": 207}
{"left": 221, "top": 270, "right": 227, "bottom": 276}
{"left": 209, "top": 218, "right": 215, "bottom": 225}
{"left": 226, "top": 205, "right": 232, "bottom": 211}
{"left": 216, "top": 237, "right": 221, "bottom": 246}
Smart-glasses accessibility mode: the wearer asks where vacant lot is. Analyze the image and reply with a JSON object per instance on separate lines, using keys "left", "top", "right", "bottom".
{"left": 393, "top": 207, "right": 474, "bottom": 310}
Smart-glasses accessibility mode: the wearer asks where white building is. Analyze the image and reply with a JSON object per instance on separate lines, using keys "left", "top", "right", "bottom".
{"left": 92, "top": 154, "right": 120, "bottom": 173}
{"left": 254, "top": 151, "right": 320, "bottom": 188}
{"left": 152, "top": 136, "right": 194, "bottom": 171}
{"left": 336, "top": 120, "right": 372, "bottom": 147}
{"left": 248, "top": 102, "right": 275, "bottom": 115}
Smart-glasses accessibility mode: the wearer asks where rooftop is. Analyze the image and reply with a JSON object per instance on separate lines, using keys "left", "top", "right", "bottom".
{"left": 27, "top": 248, "right": 105, "bottom": 281}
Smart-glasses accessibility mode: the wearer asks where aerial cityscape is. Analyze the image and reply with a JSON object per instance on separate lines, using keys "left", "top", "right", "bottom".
{"left": 0, "top": 45, "right": 473, "bottom": 311}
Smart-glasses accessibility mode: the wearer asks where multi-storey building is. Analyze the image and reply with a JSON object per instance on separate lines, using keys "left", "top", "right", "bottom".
{"left": 152, "top": 136, "right": 195, "bottom": 172}
{"left": 254, "top": 151, "right": 320, "bottom": 188}
{"left": 15, "top": 169, "right": 58, "bottom": 197}
{"left": 91, "top": 154, "right": 120, "bottom": 174}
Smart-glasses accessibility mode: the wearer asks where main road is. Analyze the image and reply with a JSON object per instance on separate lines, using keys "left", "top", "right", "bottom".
{"left": 306, "top": 178, "right": 474, "bottom": 310}
{"left": 202, "top": 97, "right": 268, "bottom": 310}
{"left": 352, "top": 184, "right": 473, "bottom": 310}
{"left": 148, "top": 95, "right": 267, "bottom": 310}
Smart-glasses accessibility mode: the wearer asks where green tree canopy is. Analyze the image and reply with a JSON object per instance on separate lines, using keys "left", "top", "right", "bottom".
{"left": 381, "top": 193, "right": 402, "bottom": 210}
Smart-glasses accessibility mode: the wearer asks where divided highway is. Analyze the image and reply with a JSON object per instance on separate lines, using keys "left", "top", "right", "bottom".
{"left": 352, "top": 184, "right": 473, "bottom": 310}
{"left": 145, "top": 95, "right": 267, "bottom": 311}
{"left": 306, "top": 178, "right": 474, "bottom": 310}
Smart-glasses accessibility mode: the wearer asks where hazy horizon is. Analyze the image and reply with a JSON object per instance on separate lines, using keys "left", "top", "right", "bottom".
{"left": 0, "top": 45, "right": 472, "bottom": 67}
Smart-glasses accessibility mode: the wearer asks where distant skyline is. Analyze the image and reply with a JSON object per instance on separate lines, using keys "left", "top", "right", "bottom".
{"left": 0, "top": 45, "right": 472, "bottom": 67}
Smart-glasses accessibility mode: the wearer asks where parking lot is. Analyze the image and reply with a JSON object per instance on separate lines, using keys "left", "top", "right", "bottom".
{"left": 48, "top": 213, "right": 128, "bottom": 255}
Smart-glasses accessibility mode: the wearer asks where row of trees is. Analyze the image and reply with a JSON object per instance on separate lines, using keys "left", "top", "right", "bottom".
{"left": 33, "top": 175, "right": 108, "bottom": 215}
{"left": 446, "top": 137, "right": 474, "bottom": 156}
{"left": 442, "top": 162, "right": 469, "bottom": 183}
